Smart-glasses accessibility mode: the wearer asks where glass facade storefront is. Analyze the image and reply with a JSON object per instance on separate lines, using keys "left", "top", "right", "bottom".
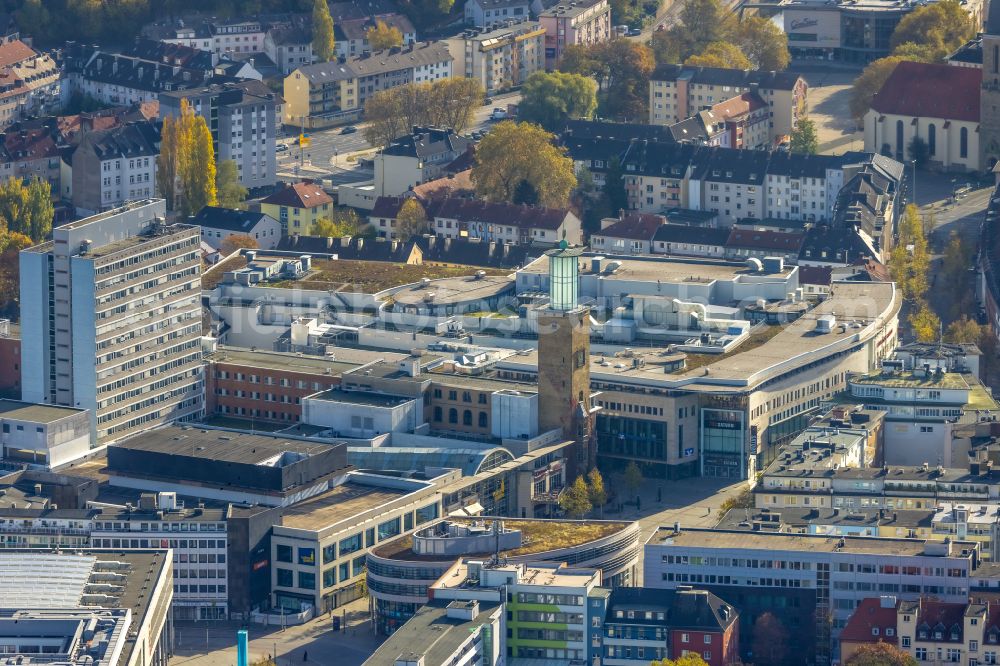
{"left": 700, "top": 408, "right": 746, "bottom": 479}
{"left": 596, "top": 415, "right": 669, "bottom": 477}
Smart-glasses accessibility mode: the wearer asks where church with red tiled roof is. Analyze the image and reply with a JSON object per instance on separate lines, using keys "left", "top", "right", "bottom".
{"left": 863, "top": 61, "right": 982, "bottom": 172}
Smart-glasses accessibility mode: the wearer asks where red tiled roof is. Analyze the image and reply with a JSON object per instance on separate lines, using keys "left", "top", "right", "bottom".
{"left": 871, "top": 61, "right": 980, "bottom": 123}
{"left": 596, "top": 212, "right": 665, "bottom": 241}
{"left": 709, "top": 92, "right": 767, "bottom": 121}
{"left": 916, "top": 601, "right": 966, "bottom": 642}
{"left": 0, "top": 40, "right": 36, "bottom": 69}
{"left": 726, "top": 228, "right": 804, "bottom": 251}
{"left": 840, "top": 598, "right": 899, "bottom": 645}
{"left": 261, "top": 181, "right": 333, "bottom": 209}
{"left": 431, "top": 198, "right": 571, "bottom": 231}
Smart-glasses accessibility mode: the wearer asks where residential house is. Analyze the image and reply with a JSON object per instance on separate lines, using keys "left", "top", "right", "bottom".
{"left": 333, "top": 15, "right": 417, "bottom": 59}
{"left": 864, "top": 61, "right": 981, "bottom": 171}
{"left": 688, "top": 148, "right": 770, "bottom": 224}
{"left": 797, "top": 265, "right": 833, "bottom": 299}
{"left": 696, "top": 92, "right": 770, "bottom": 150}
{"left": 602, "top": 587, "right": 740, "bottom": 666}
{"left": 724, "top": 228, "right": 804, "bottom": 262}
{"left": 62, "top": 41, "right": 215, "bottom": 107}
{"left": 374, "top": 127, "right": 471, "bottom": 197}
{"left": 464, "top": 0, "right": 534, "bottom": 26}
{"left": 160, "top": 79, "right": 282, "bottom": 188}
{"left": 590, "top": 212, "right": 665, "bottom": 255}
{"left": 68, "top": 120, "right": 159, "bottom": 214}
{"left": 0, "top": 40, "right": 60, "bottom": 128}
{"left": 430, "top": 198, "right": 583, "bottom": 246}
{"left": 538, "top": 0, "right": 612, "bottom": 68}
{"left": 263, "top": 27, "right": 313, "bottom": 75}
{"left": 446, "top": 21, "right": 545, "bottom": 94}
{"left": 798, "top": 225, "right": 880, "bottom": 267}
{"left": 192, "top": 206, "right": 282, "bottom": 250}
{"left": 651, "top": 224, "right": 729, "bottom": 259}
{"left": 260, "top": 181, "right": 333, "bottom": 235}
{"left": 283, "top": 42, "right": 453, "bottom": 127}
{"left": 0, "top": 118, "right": 64, "bottom": 194}
{"left": 841, "top": 597, "right": 1000, "bottom": 666}
{"left": 649, "top": 65, "right": 807, "bottom": 146}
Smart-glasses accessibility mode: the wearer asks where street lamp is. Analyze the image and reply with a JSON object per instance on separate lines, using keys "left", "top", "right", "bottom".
{"left": 911, "top": 159, "right": 918, "bottom": 207}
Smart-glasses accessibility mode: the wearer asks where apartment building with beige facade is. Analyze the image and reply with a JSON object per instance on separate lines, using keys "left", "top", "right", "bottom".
{"left": 446, "top": 21, "right": 545, "bottom": 93}
{"left": 649, "top": 65, "right": 807, "bottom": 146}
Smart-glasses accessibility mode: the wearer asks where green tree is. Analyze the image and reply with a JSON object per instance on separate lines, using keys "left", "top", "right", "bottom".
{"left": 889, "top": 0, "right": 974, "bottom": 61}
{"left": 890, "top": 204, "right": 931, "bottom": 302}
{"left": 945, "top": 316, "right": 983, "bottom": 344}
{"left": 752, "top": 612, "right": 790, "bottom": 666}
{"left": 850, "top": 56, "right": 904, "bottom": 122}
{"left": 685, "top": 41, "right": 753, "bottom": 69}
{"left": 395, "top": 198, "right": 427, "bottom": 240}
{"left": 366, "top": 20, "right": 403, "bottom": 50}
{"left": 732, "top": 16, "right": 790, "bottom": 70}
{"left": 220, "top": 235, "right": 259, "bottom": 255}
{"left": 0, "top": 177, "right": 53, "bottom": 242}
{"left": 586, "top": 468, "right": 607, "bottom": 513}
{"left": 650, "top": 30, "right": 683, "bottom": 65}
{"left": 362, "top": 78, "right": 483, "bottom": 147}
{"left": 910, "top": 301, "right": 941, "bottom": 343}
{"left": 845, "top": 640, "right": 918, "bottom": 666}
{"left": 363, "top": 88, "right": 406, "bottom": 148}
{"left": 623, "top": 461, "right": 642, "bottom": 500}
{"left": 891, "top": 41, "right": 944, "bottom": 62}
{"left": 312, "top": 209, "right": 362, "bottom": 237}
{"left": 0, "top": 230, "right": 33, "bottom": 308}
{"left": 183, "top": 115, "right": 217, "bottom": 216}
{"left": 603, "top": 157, "right": 628, "bottom": 213}
{"left": 908, "top": 136, "right": 930, "bottom": 168}
{"left": 559, "top": 476, "right": 592, "bottom": 518}
{"left": 471, "top": 121, "right": 576, "bottom": 208}
{"left": 717, "top": 486, "right": 753, "bottom": 518}
{"left": 158, "top": 112, "right": 180, "bottom": 211}
{"left": 216, "top": 160, "right": 247, "bottom": 209}
{"left": 559, "top": 40, "right": 654, "bottom": 121}
{"left": 312, "top": 0, "right": 336, "bottom": 62}
{"left": 790, "top": 117, "right": 819, "bottom": 154}
{"left": 670, "top": 0, "right": 735, "bottom": 60}
{"left": 652, "top": 655, "right": 710, "bottom": 666}
{"left": 518, "top": 71, "right": 598, "bottom": 132}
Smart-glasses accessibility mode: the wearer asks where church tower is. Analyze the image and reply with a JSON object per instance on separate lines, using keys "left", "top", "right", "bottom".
{"left": 981, "top": 3, "right": 1000, "bottom": 169}
{"left": 536, "top": 243, "right": 596, "bottom": 481}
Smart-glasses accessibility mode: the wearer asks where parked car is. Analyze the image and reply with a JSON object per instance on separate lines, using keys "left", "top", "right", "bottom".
{"left": 483, "top": 96, "right": 494, "bottom": 105}
{"left": 628, "top": 27, "right": 642, "bottom": 36}
{"left": 340, "top": 125, "right": 358, "bottom": 135}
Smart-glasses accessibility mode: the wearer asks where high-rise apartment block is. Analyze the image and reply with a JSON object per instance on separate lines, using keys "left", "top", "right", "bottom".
{"left": 160, "top": 80, "right": 281, "bottom": 189}
{"left": 19, "top": 199, "right": 204, "bottom": 443}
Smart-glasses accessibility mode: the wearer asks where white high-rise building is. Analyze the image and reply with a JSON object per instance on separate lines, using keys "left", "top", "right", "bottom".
{"left": 19, "top": 199, "right": 204, "bottom": 444}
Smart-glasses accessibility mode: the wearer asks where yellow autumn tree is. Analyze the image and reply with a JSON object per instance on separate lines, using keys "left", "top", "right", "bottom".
{"left": 366, "top": 20, "right": 403, "bottom": 50}
{"left": 184, "top": 115, "right": 217, "bottom": 216}
{"left": 159, "top": 99, "right": 218, "bottom": 215}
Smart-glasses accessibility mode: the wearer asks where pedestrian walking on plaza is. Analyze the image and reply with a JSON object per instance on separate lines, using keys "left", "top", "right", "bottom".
{"left": 303, "top": 651, "right": 308, "bottom": 662}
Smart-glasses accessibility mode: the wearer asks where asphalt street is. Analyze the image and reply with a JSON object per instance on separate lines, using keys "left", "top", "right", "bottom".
{"left": 276, "top": 91, "right": 522, "bottom": 184}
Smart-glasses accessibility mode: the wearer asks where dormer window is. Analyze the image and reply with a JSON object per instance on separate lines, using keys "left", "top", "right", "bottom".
{"left": 887, "top": 628, "right": 895, "bottom": 637}
{"left": 873, "top": 627, "right": 880, "bottom": 636}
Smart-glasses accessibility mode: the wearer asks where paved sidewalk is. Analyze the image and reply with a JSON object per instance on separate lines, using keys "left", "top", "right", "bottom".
{"left": 170, "top": 597, "right": 382, "bottom": 666}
